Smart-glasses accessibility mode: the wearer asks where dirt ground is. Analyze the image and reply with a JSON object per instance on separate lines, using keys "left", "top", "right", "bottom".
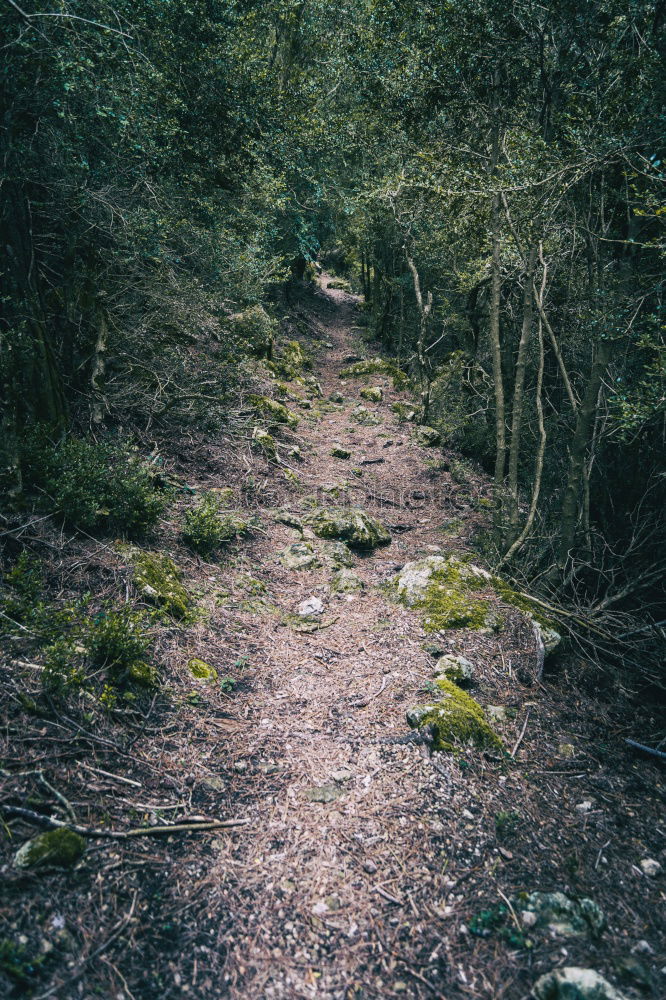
{"left": 1, "top": 277, "right": 664, "bottom": 1000}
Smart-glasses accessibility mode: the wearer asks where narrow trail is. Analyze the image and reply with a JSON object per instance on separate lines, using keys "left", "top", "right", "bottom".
{"left": 207, "top": 279, "right": 521, "bottom": 999}
{"left": 194, "top": 279, "right": 663, "bottom": 1000}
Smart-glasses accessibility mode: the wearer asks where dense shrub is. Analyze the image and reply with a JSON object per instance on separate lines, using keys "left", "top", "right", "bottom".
{"left": 21, "top": 431, "right": 165, "bottom": 536}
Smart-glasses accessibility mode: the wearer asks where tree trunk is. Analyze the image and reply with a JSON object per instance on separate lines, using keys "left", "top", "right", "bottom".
{"left": 506, "top": 246, "right": 537, "bottom": 538}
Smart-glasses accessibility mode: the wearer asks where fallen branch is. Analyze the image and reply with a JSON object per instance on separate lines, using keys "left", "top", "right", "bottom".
{"left": 1, "top": 804, "right": 249, "bottom": 838}
{"left": 624, "top": 739, "right": 666, "bottom": 762}
{"left": 510, "top": 708, "right": 531, "bottom": 759}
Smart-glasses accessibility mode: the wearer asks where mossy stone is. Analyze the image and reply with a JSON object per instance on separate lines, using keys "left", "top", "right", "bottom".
{"left": 330, "top": 568, "right": 364, "bottom": 593}
{"left": 435, "top": 653, "right": 475, "bottom": 687}
{"left": 520, "top": 892, "right": 605, "bottom": 939}
{"left": 320, "top": 541, "right": 354, "bottom": 568}
{"left": 132, "top": 550, "right": 191, "bottom": 618}
{"left": 532, "top": 967, "right": 627, "bottom": 1000}
{"left": 249, "top": 395, "right": 299, "bottom": 429}
{"left": 415, "top": 425, "right": 441, "bottom": 447}
{"left": 14, "top": 828, "right": 86, "bottom": 870}
{"left": 339, "top": 358, "right": 408, "bottom": 389}
{"left": 360, "top": 386, "right": 383, "bottom": 402}
{"left": 407, "top": 678, "right": 502, "bottom": 752}
{"left": 329, "top": 391, "right": 345, "bottom": 403}
{"left": 393, "top": 555, "right": 492, "bottom": 631}
{"left": 350, "top": 405, "right": 381, "bottom": 426}
{"left": 391, "top": 401, "right": 417, "bottom": 422}
{"left": 307, "top": 507, "right": 391, "bottom": 550}
{"left": 278, "top": 541, "right": 321, "bottom": 570}
{"left": 128, "top": 660, "right": 158, "bottom": 686}
{"left": 188, "top": 658, "right": 218, "bottom": 682}
{"left": 330, "top": 445, "right": 351, "bottom": 459}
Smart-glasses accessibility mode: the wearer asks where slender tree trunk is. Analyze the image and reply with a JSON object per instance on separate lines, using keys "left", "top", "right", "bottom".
{"left": 406, "top": 253, "right": 433, "bottom": 420}
{"left": 488, "top": 105, "right": 505, "bottom": 487}
{"left": 557, "top": 337, "right": 612, "bottom": 569}
{"left": 506, "top": 246, "right": 537, "bottom": 538}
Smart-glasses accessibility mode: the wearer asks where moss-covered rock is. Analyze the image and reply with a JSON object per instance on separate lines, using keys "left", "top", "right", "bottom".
{"left": 435, "top": 653, "right": 475, "bottom": 687}
{"left": 131, "top": 550, "right": 191, "bottom": 618}
{"left": 330, "top": 445, "right": 351, "bottom": 459}
{"left": 360, "top": 386, "right": 383, "bottom": 402}
{"left": 188, "top": 658, "right": 218, "bottom": 682}
{"left": 327, "top": 277, "right": 352, "bottom": 292}
{"left": 278, "top": 541, "right": 321, "bottom": 570}
{"left": 14, "top": 828, "right": 86, "bottom": 870}
{"left": 307, "top": 507, "right": 391, "bottom": 550}
{"left": 519, "top": 892, "right": 605, "bottom": 939}
{"left": 392, "top": 554, "right": 492, "bottom": 630}
{"left": 252, "top": 426, "right": 277, "bottom": 460}
{"left": 415, "top": 425, "right": 441, "bottom": 447}
{"left": 249, "top": 395, "right": 299, "bottom": 429}
{"left": 350, "top": 404, "right": 381, "bottom": 426}
{"left": 329, "top": 391, "right": 345, "bottom": 403}
{"left": 127, "top": 660, "right": 158, "bottom": 686}
{"left": 407, "top": 678, "right": 501, "bottom": 752}
{"left": 339, "top": 358, "right": 408, "bottom": 388}
{"left": 320, "top": 541, "right": 354, "bottom": 568}
{"left": 532, "top": 968, "right": 628, "bottom": 1000}
{"left": 331, "top": 568, "right": 364, "bottom": 593}
{"left": 492, "top": 578, "right": 562, "bottom": 656}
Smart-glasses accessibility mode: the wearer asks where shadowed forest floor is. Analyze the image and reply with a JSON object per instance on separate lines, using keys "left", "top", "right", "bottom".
{"left": 1, "top": 279, "right": 664, "bottom": 1000}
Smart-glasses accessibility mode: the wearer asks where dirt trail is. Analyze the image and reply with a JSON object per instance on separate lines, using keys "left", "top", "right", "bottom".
{"left": 192, "top": 278, "right": 663, "bottom": 1000}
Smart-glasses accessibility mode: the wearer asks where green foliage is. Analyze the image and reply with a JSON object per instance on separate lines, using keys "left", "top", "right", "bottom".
{"left": 42, "top": 639, "right": 87, "bottom": 697}
{"left": 21, "top": 431, "right": 164, "bottom": 537}
{"left": 494, "top": 810, "right": 522, "bottom": 839}
{"left": 0, "top": 939, "right": 45, "bottom": 985}
{"left": 87, "top": 606, "right": 152, "bottom": 685}
{"left": 182, "top": 495, "right": 258, "bottom": 558}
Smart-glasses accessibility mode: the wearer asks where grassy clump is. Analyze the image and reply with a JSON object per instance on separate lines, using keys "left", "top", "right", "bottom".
{"left": 182, "top": 494, "right": 258, "bottom": 557}
{"left": 21, "top": 429, "right": 165, "bottom": 537}
{"left": 87, "top": 605, "right": 154, "bottom": 686}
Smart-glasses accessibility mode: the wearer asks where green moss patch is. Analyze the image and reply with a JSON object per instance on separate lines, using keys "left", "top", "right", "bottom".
{"left": 307, "top": 507, "right": 391, "bottom": 550}
{"left": 14, "top": 828, "right": 86, "bottom": 870}
{"left": 407, "top": 678, "right": 502, "bottom": 752}
{"left": 339, "top": 358, "right": 408, "bottom": 389}
{"left": 249, "top": 395, "right": 299, "bottom": 429}
{"left": 131, "top": 550, "right": 191, "bottom": 618}
{"left": 188, "top": 657, "right": 218, "bottom": 681}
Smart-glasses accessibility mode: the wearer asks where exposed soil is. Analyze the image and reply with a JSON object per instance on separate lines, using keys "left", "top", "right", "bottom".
{"left": 1, "top": 278, "right": 664, "bottom": 1000}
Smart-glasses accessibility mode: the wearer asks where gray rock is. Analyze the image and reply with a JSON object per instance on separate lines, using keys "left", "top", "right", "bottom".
{"left": 393, "top": 554, "right": 491, "bottom": 607}
{"left": 14, "top": 829, "right": 86, "bottom": 870}
{"left": 533, "top": 967, "right": 628, "bottom": 1000}
{"left": 331, "top": 568, "right": 364, "bottom": 594}
{"left": 435, "top": 654, "right": 475, "bottom": 687}
{"left": 307, "top": 507, "right": 391, "bottom": 550}
{"left": 320, "top": 541, "right": 354, "bottom": 568}
{"left": 329, "top": 391, "right": 345, "bottom": 403}
{"left": 350, "top": 405, "right": 381, "bottom": 426}
{"left": 639, "top": 858, "right": 661, "bottom": 877}
{"left": 415, "top": 425, "right": 441, "bottom": 447}
{"left": 304, "top": 783, "right": 344, "bottom": 803}
{"left": 297, "top": 596, "right": 324, "bottom": 617}
{"left": 278, "top": 541, "right": 320, "bottom": 570}
{"left": 521, "top": 892, "right": 605, "bottom": 938}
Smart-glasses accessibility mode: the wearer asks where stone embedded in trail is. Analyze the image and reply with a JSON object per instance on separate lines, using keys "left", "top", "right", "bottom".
{"left": 249, "top": 394, "right": 299, "bottom": 429}
{"left": 533, "top": 968, "right": 628, "bottom": 1000}
{"left": 339, "top": 357, "right": 408, "bottom": 388}
{"left": 350, "top": 404, "right": 381, "bottom": 426}
{"left": 278, "top": 541, "right": 321, "bottom": 570}
{"left": 330, "top": 444, "right": 351, "bottom": 459}
{"left": 435, "top": 653, "right": 475, "bottom": 687}
{"left": 330, "top": 568, "right": 364, "bottom": 594}
{"left": 520, "top": 892, "right": 605, "bottom": 939}
{"left": 407, "top": 678, "right": 501, "bottom": 752}
{"left": 415, "top": 425, "right": 441, "bottom": 447}
{"left": 320, "top": 541, "right": 354, "bottom": 568}
{"left": 307, "top": 507, "right": 391, "bottom": 550}
{"left": 14, "top": 829, "right": 86, "bottom": 871}
{"left": 304, "top": 783, "right": 344, "bottom": 803}
{"left": 360, "top": 386, "right": 383, "bottom": 402}
{"left": 329, "top": 391, "right": 345, "bottom": 403}
{"left": 297, "top": 596, "right": 324, "bottom": 617}
{"left": 393, "top": 555, "right": 491, "bottom": 607}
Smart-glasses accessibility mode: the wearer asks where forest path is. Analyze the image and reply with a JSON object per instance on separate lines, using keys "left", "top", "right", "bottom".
{"left": 207, "top": 277, "right": 505, "bottom": 999}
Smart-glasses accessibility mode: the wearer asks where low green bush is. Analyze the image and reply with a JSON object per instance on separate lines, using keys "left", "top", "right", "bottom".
{"left": 21, "top": 429, "right": 165, "bottom": 537}
{"left": 182, "top": 495, "right": 258, "bottom": 557}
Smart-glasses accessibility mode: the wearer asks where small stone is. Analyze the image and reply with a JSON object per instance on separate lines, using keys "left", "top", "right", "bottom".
{"left": 559, "top": 743, "right": 576, "bottom": 758}
{"left": 330, "top": 568, "right": 364, "bottom": 594}
{"left": 304, "top": 783, "right": 343, "bottom": 803}
{"left": 485, "top": 705, "right": 508, "bottom": 723}
{"left": 521, "top": 910, "right": 538, "bottom": 928}
{"left": 329, "top": 391, "right": 344, "bottom": 403}
{"left": 631, "top": 940, "right": 654, "bottom": 955}
{"left": 363, "top": 859, "right": 378, "bottom": 874}
{"left": 576, "top": 800, "right": 593, "bottom": 813}
{"left": 278, "top": 541, "right": 320, "bottom": 570}
{"left": 639, "top": 858, "right": 661, "bottom": 877}
{"left": 188, "top": 658, "right": 218, "bottom": 682}
{"left": 288, "top": 445, "right": 303, "bottom": 461}
{"left": 330, "top": 445, "right": 351, "bottom": 459}
{"left": 520, "top": 892, "right": 605, "bottom": 939}
{"left": 233, "top": 761, "right": 248, "bottom": 773}
{"left": 436, "top": 654, "right": 475, "bottom": 687}
{"left": 297, "top": 596, "right": 324, "bottom": 617}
